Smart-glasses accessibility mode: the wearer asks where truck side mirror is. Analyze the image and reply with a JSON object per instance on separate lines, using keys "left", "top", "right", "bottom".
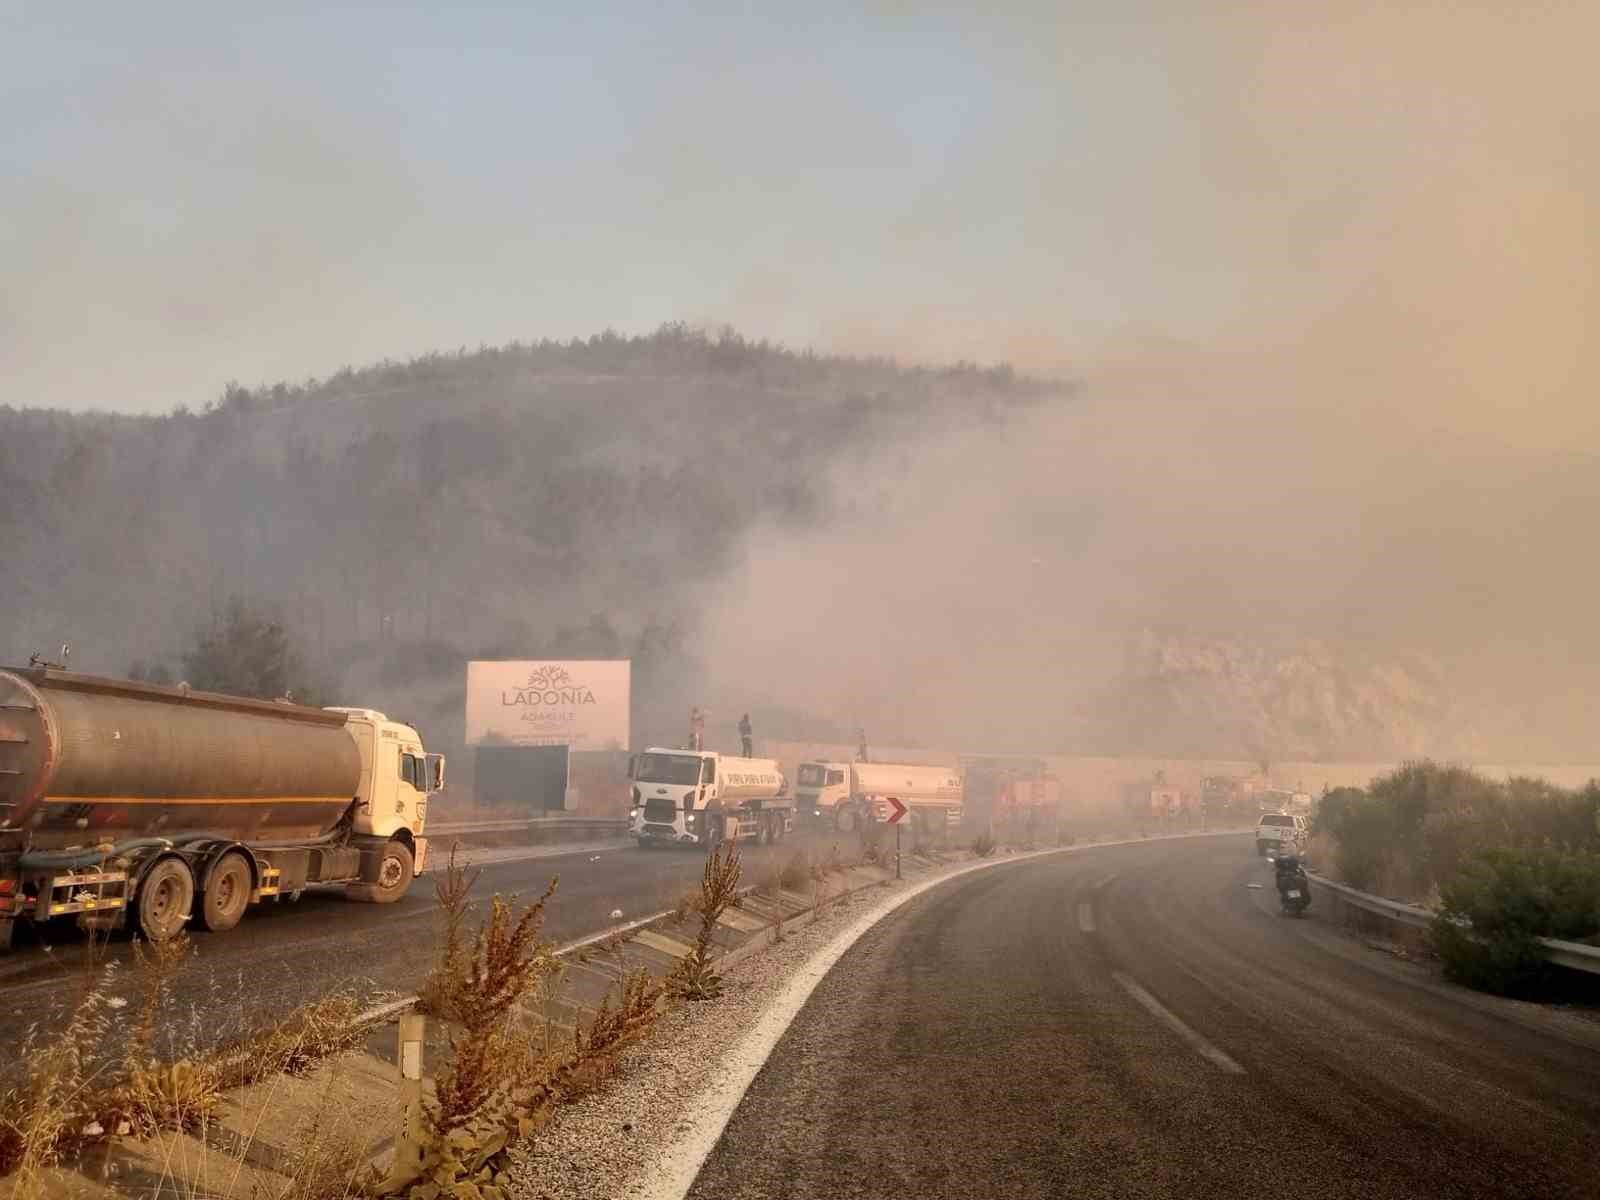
{"left": 426, "top": 753, "right": 446, "bottom": 793}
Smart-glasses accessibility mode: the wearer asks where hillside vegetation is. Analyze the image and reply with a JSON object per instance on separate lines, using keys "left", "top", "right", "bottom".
{"left": 4, "top": 324, "right": 1596, "bottom": 766}
{"left": 0, "top": 325, "right": 1051, "bottom": 751}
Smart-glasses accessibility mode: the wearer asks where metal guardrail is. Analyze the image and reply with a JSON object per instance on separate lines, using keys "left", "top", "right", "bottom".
{"left": 428, "top": 816, "right": 629, "bottom": 836}
{"left": 1306, "top": 871, "right": 1600, "bottom": 975}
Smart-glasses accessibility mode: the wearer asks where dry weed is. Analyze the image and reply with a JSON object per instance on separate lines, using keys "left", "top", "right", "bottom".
{"left": 668, "top": 843, "right": 741, "bottom": 1002}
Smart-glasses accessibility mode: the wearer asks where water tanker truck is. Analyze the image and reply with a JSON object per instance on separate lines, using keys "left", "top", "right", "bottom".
{"left": 0, "top": 666, "right": 444, "bottom": 948}
{"left": 627, "top": 749, "right": 793, "bottom": 847}
{"left": 795, "top": 760, "right": 964, "bottom": 838}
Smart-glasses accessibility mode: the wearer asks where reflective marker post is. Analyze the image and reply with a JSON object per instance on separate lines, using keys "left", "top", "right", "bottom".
{"left": 885, "top": 796, "right": 908, "bottom": 879}
{"left": 392, "top": 1012, "right": 425, "bottom": 1189}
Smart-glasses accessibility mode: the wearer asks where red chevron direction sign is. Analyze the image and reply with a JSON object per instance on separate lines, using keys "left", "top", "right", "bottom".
{"left": 884, "top": 796, "right": 908, "bottom": 824}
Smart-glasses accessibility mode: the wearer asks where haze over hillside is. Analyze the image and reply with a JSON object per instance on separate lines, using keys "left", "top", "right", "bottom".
{"left": 4, "top": 324, "right": 1599, "bottom": 766}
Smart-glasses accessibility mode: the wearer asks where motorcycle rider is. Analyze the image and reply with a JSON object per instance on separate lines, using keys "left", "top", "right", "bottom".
{"left": 1275, "top": 849, "right": 1310, "bottom": 909}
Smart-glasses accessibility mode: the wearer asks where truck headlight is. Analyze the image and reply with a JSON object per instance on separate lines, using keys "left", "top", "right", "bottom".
{"left": 685, "top": 813, "right": 696, "bottom": 824}
{"left": 629, "top": 807, "right": 639, "bottom": 820}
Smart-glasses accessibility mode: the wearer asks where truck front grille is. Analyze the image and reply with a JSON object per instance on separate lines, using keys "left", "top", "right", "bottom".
{"left": 643, "top": 799, "right": 678, "bottom": 824}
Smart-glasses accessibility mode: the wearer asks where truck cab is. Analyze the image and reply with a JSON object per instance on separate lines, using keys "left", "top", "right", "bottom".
{"left": 326, "top": 707, "right": 445, "bottom": 877}
{"left": 796, "top": 761, "right": 851, "bottom": 823}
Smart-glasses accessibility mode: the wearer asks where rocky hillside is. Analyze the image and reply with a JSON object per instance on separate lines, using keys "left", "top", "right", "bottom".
{"left": 1078, "top": 632, "right": 1521, "bottom": 763}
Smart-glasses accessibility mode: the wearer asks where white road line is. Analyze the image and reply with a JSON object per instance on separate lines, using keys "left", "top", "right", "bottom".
{"left": 1112, "top": 970, "right": 1245, "bottom": 1075}
{"left": 638, "top": 842, "right": 1103, "bottom": 1200}
{"left": 1077, "top": 901, "right": 1096, "bottom": 933}
{"left": 634, "top": 831, "right": 1248, "bottom": 1200}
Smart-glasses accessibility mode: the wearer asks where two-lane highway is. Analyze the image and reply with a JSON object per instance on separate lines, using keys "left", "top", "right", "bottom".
{"left": 687, "top": 835, "right": 1600, "bottom": 1199}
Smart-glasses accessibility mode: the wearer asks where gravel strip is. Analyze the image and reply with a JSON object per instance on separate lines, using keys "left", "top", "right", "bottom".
{"left": 506, "top": 860, "right": 959, "bottom": 1200}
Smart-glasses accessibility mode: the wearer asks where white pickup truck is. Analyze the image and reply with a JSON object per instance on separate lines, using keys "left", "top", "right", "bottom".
{"left": 1255, "top": 812, "right": 1307, "bottom": 857}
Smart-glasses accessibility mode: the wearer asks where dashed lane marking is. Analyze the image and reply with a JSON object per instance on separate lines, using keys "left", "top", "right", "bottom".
{"left": 1112, "top": 970, "right": 1245, "bottom": 1075}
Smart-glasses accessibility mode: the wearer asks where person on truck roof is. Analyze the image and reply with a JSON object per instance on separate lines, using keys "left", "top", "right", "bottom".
{"left": 739, "top": 713, "right": 753, "bottom": 757}
{"left": 690, "top": 706, "right": 705, "bottom": 751}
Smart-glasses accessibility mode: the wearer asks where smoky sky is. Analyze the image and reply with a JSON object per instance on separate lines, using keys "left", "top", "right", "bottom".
{"left": 4, "top": 2, "right": 1593, "bottom": 448}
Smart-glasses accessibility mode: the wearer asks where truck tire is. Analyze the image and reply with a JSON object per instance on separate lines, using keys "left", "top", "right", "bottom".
{"left": 348, "top": 841, "right": 414, "bottom": 904}
{"left": 137, "top": 857, "right": 195, "bottom": 943}
{"left": 201, "top": 852, "right": 252, "bottom": 933}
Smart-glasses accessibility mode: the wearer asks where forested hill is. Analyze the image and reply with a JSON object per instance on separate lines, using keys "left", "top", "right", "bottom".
{"left": 0, "top": 325, "right": 1059, "bottom": 746}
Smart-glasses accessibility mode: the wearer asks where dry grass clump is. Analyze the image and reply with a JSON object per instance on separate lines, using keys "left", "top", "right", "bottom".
{"left": 668, "top": 843, "right": 742, "bottom": 1003}
{"left": 778, "top": 851, "right": 812, "bottom": 892}
{"left": 395, "top": 865, "right": 668, "bottom": 1200}
{"left": 417, "top": 842, "right": 481, "bottom": 1020}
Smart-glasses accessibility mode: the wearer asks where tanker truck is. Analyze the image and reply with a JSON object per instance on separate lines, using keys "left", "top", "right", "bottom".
{"left": 0, "top": 666, "right": 444, "bottom": 948}
{"left": 796, "top": 760, "right": 964, "bottom": 838}
{"left": 627, "top": 748, "right": 793, "bottom": 848}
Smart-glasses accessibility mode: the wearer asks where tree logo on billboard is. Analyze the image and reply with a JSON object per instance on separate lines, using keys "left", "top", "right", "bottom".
{"left": 500, "top": 665, "right": 598, "bottom": 725}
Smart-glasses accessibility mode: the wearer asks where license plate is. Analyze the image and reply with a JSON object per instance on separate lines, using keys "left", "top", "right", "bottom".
{"left": 1287, "top": 889, "right": 1301, "bottom": 899}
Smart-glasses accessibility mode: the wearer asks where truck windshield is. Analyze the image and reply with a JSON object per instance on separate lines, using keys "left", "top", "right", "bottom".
{"left": 634, "top": 753, "right": 704, "bottom": 786}
{"left": 797, "top": 763, "right": 827, "bottom": 787}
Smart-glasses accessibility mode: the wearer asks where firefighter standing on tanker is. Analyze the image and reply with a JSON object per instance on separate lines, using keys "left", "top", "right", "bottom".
{"left": 739, "top": 713, "right": 753, "bottom": 757}
{"left": 690, "top": 706, "right": 705, "bottom": 751}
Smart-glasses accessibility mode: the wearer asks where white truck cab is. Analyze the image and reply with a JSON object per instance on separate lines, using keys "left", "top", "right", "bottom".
{"left": 326, "top": 707, "right": 444, "bottom": 877}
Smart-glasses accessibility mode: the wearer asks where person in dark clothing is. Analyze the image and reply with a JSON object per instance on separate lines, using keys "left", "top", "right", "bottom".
{"left": 739, "top": 713, "right": 753, "bottom": 757}
{"left": 856, "top": 728, "right": 869, "bottom": 763}
{"left": 1275, "top": 852, "right": 1310, "bottom": 902}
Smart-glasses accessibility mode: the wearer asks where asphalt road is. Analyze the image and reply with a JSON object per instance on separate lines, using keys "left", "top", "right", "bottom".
{"left": 688, "top": 835, "right": 1600, "bottom": 1200}
{"left": 0, "top": 829, "right": 849, "bottom": 1050}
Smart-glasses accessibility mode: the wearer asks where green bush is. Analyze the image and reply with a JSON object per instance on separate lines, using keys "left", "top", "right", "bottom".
{"left": 1432, "top": 847, "right": 1600, "bottom": 996}
{"left": 1316, "top": 763, "right": 1600, "bottom": 898}
{"left": 1313, "top": 786, "right": 1395, "bottom": 892}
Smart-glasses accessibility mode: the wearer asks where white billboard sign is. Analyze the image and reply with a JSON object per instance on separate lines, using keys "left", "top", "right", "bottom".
{"left": 465, "top": 660, "right": 631, "bottom": 750}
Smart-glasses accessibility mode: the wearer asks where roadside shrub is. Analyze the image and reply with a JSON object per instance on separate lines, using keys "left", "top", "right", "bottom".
{"left": 669, "top": 842, "right": 742, "bottom": 1002}
{"left": 1316, "top": 763, "right": 1600, "bottom": 900}
{"left": 970, "top": 832, "right": 996, "bottom": 858}
{"left": 1432, "top": 847, "right": 1600, "bottom": 996}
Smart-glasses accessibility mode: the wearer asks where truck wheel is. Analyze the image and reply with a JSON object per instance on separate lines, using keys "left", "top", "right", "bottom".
{"left": 201, "top": 852, "right": 252, "bottom": 933}
{"left": 349, "top": 841, "right": 414, "bottom": 904}
{"left": 137, "top": 857, "right": 195, "bottom": 943}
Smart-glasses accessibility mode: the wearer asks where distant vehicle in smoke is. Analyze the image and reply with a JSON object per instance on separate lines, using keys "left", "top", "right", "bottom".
{"left": 628, "top": 749, "right": 793, "bottom": 848}
{"left": 1255, "top": 812, "right": 1307, "bottom": 858}
{"left": 0, "top": 665, "right": 444, "bottom": 949}
{"left": 796, "top": 760, "right": 965, "bottom": 837}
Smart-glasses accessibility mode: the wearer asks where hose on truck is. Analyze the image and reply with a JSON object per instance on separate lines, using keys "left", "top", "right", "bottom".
{"left": 19, "top": 837, "right": 176, "bottom": 871}
{"left": 16, "top": 798, "right": 359, "bottom": 873}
